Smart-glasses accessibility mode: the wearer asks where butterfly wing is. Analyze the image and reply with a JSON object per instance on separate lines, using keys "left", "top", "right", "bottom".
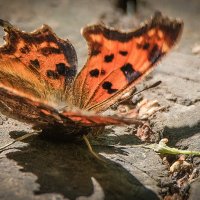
{"left": 73, "top": 12, "right": 183, "bottom": 112}
{"left": 0, "top": 81, "right": 136, "bottom": 129}
{"left": 0, "top": 19, "right": 80, "bottom": 127}
{"left": 0, "top": 19, "right": 140, "bottom": 129}
{"left": 0, "top": 84, "right": 64, "bottom": 125}
{"left": 0, "top": 13, "right": 183, "bottom": 129}
{"left": 0, "top": 19, "right": 77, "bottom": 105}
{"left": 59, "top": 110, "right": 141, "bottom": 127}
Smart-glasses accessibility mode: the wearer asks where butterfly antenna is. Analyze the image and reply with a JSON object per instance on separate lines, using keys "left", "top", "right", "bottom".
{"left": 134, "top": 80, "right": 162, "bottom": 95}
{"left": 118, "top": 80, "right": 162, "bottom": 104}
{"left": 83, "top": 135, "right": 104, "bottom": 161}
{"left": 0, "top": 131, "right": 40, "bottom": 152}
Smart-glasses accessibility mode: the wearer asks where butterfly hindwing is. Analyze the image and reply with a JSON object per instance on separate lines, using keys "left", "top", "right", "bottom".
{"left": 0, "top": 74, "right": 139, "bottom": 128}
{"left": 0, "top": 85, "right": 61, "bottom": 125}
{"left": 60, "top": 110, "right": 141, "bottom": 127}
{"left": 73, "top": 12, "right": 183, "bottom": 112}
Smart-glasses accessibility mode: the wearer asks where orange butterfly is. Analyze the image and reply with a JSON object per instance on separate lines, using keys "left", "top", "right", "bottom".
{"left": 0, "top": 12, "right": 183, "bottom": 149}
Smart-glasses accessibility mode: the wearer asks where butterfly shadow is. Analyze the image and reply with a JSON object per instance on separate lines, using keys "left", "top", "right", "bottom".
{"left": 5, "top": 130, "right": 159, "bottom": 200}
{"left": 162, "top": 121, "right": 200, "bottom": 146}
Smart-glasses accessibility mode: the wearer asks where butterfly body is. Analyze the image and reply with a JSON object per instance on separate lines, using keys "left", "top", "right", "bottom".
{"left": 0, "top": 12, "right": 183, "bottom": 137}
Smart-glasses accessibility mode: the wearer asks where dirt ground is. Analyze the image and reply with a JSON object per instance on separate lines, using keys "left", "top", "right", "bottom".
{"left": 0, "top": 0, "right": 200, "bottom": 200}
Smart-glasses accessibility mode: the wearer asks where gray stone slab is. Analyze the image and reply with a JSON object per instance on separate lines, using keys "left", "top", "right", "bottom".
{"left": 0, "top": 0, "right": 199, "bottom": 199}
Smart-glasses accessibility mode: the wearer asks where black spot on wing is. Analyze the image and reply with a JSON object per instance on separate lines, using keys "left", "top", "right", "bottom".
{"left": 89, "top": 69, "right": 106, "bottom": 77}
{"left": 20, "top": 45, "right": 30, "bottom": 54}
{"left": 46, "top": 70, "right": 59, "bottom": 79}
{"left": 56, "top": 63, "right": 68, "bottom": 75}
{"left": 89, "top": 69, "right": 99, "bottom": 77}
{"left": 143, "top": 43, "right": 150, "bottom": 50}
{"left": 119, "top": 51, "right": 128, "bottom": 56}
{"left": 30, "top": 59, "right": 40, "bottom": 69}
{"left": 120, "top": 63, "right": 141, "bottom": 83}
{"left": 148, "top": 44, "right": 163, "bottom": 64}
{"left": 91, "top": 50, "right": 101, "bottom": 56}
{"left": 137, "top": 42, "right": 150, "bottom": 50}
{"left": 40, "top": 47, "right": 61, "bottom": 56}
{"left": 102, "top": 81, "right": 118, "bottom": 94}
{"left": 56, "top": 63, "right": 76, "bottom": 78}
{"left": 104, "top": 54, "right": 114, "bottom": 63}
{"left": 90, "top": 42, "right": 101, "bottom": 56}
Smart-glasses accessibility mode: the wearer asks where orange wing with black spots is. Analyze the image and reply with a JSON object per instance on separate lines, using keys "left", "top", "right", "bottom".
{"left": 0, "top": 19, "right": 77, "bottom": 97}
{"left": 0, "top": 18, "right": 140, "bottom": 128}
{"left": 0, "top": 83, "right": 139, "bottom": 127}
{"left": 0, "top": 12, "right": 183, "bottom": 130}
{"left": 72, "top": 12, "right": 183, "bottom": 112}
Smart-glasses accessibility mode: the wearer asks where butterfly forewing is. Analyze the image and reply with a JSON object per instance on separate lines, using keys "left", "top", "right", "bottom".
{"left": 73, "top": 12, "right": 183, "bottom": 112}
{"left": 0, "top": 19, "right": 78, "bottom": 99}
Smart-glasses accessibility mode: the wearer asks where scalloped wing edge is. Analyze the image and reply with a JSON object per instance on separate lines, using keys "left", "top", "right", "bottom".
{"left": 79, "top": 11, "right": 183, "bottom": 112}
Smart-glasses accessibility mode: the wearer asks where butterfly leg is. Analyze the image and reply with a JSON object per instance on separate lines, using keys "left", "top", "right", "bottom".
{"left": 83, "top": 135, "right": 104, "bottom": 161}
{"left": 0, "top": 131, "right": 41, "bottom": 152}
{"left": 90, "top": 127, "right": 105, "bottom": 137}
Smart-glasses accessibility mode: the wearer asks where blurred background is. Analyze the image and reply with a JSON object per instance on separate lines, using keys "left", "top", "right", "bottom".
{"left": 0, "top": 0, "right": 199, "bottom": 68}
{"left": 0, "top": 1, "right": 200, "bottom": 200}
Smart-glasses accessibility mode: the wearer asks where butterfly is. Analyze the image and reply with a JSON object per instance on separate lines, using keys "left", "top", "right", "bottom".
{"left": 0, "top": 12, "right": 183, "bottom": 141}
